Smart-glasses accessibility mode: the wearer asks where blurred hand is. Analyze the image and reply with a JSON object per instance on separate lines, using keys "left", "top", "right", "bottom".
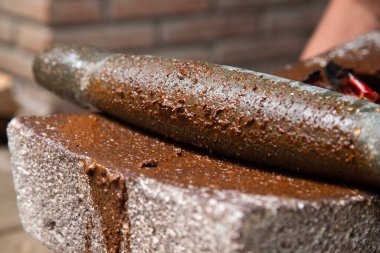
{"left": 361, "top": 0, "right": 380, "bottom": 16}
{"left": 301, "top": 0, "right": 380, "bottom": 60}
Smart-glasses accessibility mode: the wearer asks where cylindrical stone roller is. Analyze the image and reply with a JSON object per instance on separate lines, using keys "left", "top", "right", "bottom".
{"left": 33, "top": 45, "right": 380, "bottom": 188}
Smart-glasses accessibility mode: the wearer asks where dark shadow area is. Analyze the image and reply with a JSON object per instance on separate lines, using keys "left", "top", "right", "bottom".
{"left": 0, "top": 118, "right": 10, "bottom": 144}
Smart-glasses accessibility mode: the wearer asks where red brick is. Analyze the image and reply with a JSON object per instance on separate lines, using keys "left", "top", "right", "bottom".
{"left": 260, "top": 4, "right": 325, "bottom": 33}
{"left": 0, "top": 0, "right": 102, "bottom": 24}
{"left": 51, "top": 0, "right": 102, "bottom": 24}
{"left": 0, "top": 44, "right": 34, "bottom": 80}
{"left": 152, "top": 45, "right": 210, "bottom": 61}
{"left": 17, "top": 23, "right": 53, "bottom": 52}
{"left": 160, "top": 13, "right": 256, "bottom": 44}
{"left": 247, "top": 55, "right": 298, "bottom": 73}
{"left": 0, "top": 18, "right": 13, "bottom": 43}
{"left": 217, "top": 0, "right": 304, "bottom": 8}
{"left": 54, "top": 23, "right": 155, "bottom": 50}
{"left": 0, "top": 0, "right": 51, "bottom": 23}
{"left": 16, "top": 22, "right": 155, "bottom": 53}
{"left": 110, "top": 0, "right": 209, "bottom": 20}
{"left": 213, "top": 35, "right": 306, "bottom": 65}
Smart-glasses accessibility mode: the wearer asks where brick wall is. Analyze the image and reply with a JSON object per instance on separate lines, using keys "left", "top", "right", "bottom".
{"left": 0, "top": 0, "right": 328, "bottom": 114}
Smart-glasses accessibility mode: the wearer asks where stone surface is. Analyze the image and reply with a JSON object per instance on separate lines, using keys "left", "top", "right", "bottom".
{"left": 7, "top": 114, "right": 380, "bottom": 252}
{"left": 0, "top": 146, "right": 52, "bottom": 253}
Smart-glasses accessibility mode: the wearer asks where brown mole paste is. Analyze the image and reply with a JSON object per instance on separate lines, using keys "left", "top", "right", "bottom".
{"left": 82, "top": 160, "right": 129, "bottom": 253}
{"left": 20, "top": 114, "right": 372, "bottom": 202}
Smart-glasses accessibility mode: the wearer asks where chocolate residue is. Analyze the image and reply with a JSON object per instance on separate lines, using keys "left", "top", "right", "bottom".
{"left": 140, "top": 159, "right": 158, "bottom": 168}
{"left": 20, "top": 114, "right": 373, "bottom": 201}
{"left": 82, "top": 160, "right": 130, "bottom": 253}
{"left": 174, "top": 148, "right": 183, "bottom": 156}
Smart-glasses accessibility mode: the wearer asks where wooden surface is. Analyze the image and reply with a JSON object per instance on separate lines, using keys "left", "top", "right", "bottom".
{"left": 0, "top": 146, "right": 52, "bottom": 253}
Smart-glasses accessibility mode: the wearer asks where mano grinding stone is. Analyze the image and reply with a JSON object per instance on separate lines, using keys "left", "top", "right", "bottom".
{"left": 7, "top": 114, "right": 380, "bottom": 253}
{"left": 33, "top": 44, "right": 380, "bottom": 189}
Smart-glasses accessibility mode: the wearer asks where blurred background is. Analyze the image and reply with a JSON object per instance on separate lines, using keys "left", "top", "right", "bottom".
{"left": 0, "top": 0, "right": 327, "bottom": 251}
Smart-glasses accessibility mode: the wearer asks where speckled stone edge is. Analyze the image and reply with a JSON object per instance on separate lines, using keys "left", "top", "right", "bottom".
{"left": 7, "top": 117, "right": 380, "bottom": 253}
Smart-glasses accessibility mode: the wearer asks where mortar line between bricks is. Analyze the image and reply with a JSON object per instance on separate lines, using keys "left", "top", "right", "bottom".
{"left": 152, "top": 18, "right": 162, "bottom": 47}
{"left": 0, "top": 9, "right": 52, "bottom": 29}
{"left": 52, "top": 19, "right": 154, "bottom": 30}
{"left": 100, "top": 0, "right": 110, "bottom": 22}
{"left": 51, "top": 8, "right": 214, "bottom": 28}
{"left": 209, "top": 0, "right": 218, "bottom": 11}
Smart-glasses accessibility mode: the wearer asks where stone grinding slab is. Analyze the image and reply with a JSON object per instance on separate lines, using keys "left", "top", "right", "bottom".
{"left": 33, "top": 44, "right": 380, "bottom": 189}
{"left": 7, "top": 114, "right": 380, "bottom": 253}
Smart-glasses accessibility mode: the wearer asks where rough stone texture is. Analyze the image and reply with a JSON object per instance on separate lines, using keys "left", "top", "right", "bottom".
{"left": 0, "top": 146, "right": 53, "bottom": 253}
{"left": 7, "top": 114, "right": 380, "bottom": 252}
